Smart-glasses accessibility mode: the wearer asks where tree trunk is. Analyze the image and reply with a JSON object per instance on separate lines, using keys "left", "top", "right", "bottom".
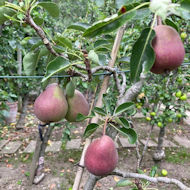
{"left": 17, "top": 46, "right": 23, "bottom": 113}
{"left": 153, "top": 126, "right": 166, "bottom": 161}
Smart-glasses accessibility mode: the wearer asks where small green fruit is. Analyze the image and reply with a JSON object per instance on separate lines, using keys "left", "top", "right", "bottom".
{"left": 168, "top": 118, "right": 173, "bottom": 123}
{"left": 157, "top": 122, "right": 163, "bottom": 127}
{"left": 177, "top": 113, "right": 182, "bottom": 118}
{"left": 175, "top": 91, "right": 182, "bottom": 98}
{"left": 146, "top": 117, "right": 151, "bottom": 121}
{"left": 177, "top": 77, "right": 182, "bottom": 84}
{"left": 137, "top": 105, "right": 142, "bottom": 109}
{"left": 161, "top": 169, "right": 168, "bottom": 176}
{"left": 181, "top": 32, "right": 187, "bottom": 39}
{"left": 180, "top": 94, "right": 187, "bottom": 101}
{"left": 150, "top": 112, "right": 156, "bottom": 116}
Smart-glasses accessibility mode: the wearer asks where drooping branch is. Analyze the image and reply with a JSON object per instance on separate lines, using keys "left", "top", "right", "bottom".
{"left": 25, "top": 11, "right": 60, "bottom": 57}
{"left": 111, "top": 169, "right": 190, "bottom": 190}
{"left": 91, "top": 66, "right": 122, "bottom": 92}
{"left": 82, "top": 50, "right": 92, "bottom": 81}
{"left": 69, "top": 70, "right": 88, "bottom": 81}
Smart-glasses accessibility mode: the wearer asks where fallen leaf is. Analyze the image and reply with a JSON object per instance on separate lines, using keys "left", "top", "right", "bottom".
{"left": 114, "top": 176, "right": 120, "bottom": 182}
{"left": 6, "top": 164, "right": 12, "bottom": 168}
{"left": 96, "top": 182, "right": 102, "bottom": 187}
{"left": 44, "top": 168, "right": 51, "bottom": 173}
{"left": 68, "top": 158, "right": 75, "bottom": 163}
{"left": 50, "top": 183, "right": 56, "bottom": 190}
{"left": 47, "top": 140, "right": 52, "bottom": 146}
{"left": 74, "top": 130, "right": 79, "bottom": 134}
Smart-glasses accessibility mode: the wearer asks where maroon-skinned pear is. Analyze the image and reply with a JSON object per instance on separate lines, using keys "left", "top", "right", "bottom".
{"left": 84, "top": 135, "right": 118, "bottom": 176}
{"left": 151, "top": 25, "right": 185, "bottom": 74}
{"left": 34, "top": 83, "right": 68, "bottom": 123}
{"left": 65, "top": 90, "right": 89, "bottom": 122}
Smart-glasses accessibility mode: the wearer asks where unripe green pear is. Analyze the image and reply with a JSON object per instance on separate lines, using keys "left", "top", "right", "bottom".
{"left": 84, "top": 135, "right": 118, "bottom": 176}
{"left": 34, "top": 83, "right": 68, "bottom": 123}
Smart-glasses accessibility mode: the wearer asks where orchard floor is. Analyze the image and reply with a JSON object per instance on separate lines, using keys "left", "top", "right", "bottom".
{"left": 0, "top": 100, "right": 190, "bottom": 190}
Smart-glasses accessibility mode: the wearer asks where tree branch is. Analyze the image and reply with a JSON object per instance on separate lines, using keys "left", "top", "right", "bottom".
{"left": 25, "top": 11, "right": 60, "bottom": 57}
{"left": 118, "top": 73, "right": 146, "bottom": 105}
{"left": 83, "top": 174, "right": 101, "bottom": 190}
{"left": 111, "top": 169, "right": 190, "bottom": 190}
{"left": 119, "top": 72, "right": 127, "bottom": 98}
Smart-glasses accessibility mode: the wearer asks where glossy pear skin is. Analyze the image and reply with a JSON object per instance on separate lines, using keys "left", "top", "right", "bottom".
{"left": 34, "top": 83, "right": 68, "bottom": 122}
{"left": 151, "top": 25, "right": 185, "bottom": 74}
{"left": 65, "top": 90, "right": 89, "bottom": 122}
{"left": 84, "top": 135, "right": 118, "bottom": 176}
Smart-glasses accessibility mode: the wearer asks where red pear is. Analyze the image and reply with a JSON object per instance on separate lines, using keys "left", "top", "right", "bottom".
{"left": 151, "top": 25, "right": 185, "bottom": 74}
{"left": 65, "top": 90, "right": 89, "bottom": 122}
{"left": 84, "top": 135, "right": 118, "bottom": 176}
{"left": 34, "top": 83, "right": 68, "bottom": 123}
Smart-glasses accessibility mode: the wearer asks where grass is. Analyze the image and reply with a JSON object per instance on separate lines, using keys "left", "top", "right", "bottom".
{"left": 165, "top": 148, "right": 190, "bottom": 164}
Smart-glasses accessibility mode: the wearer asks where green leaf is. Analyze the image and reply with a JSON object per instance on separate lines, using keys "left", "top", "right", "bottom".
{"left": 114, "top": 102, "right": 134, "bottom": 116}
{"left": 137, "top": 169, "right": 145, "bottom": 174}
{"left": 67, "top": 22, "right": 90, "bottom": 31}
{"left": 33, "top": 16, "right": 44, "bottom": 25}
{"left": 83, "top": 123, "right": 99, "bottom": 138}
{"left": 130, "top": 27, "right": 155, "bottom": 83}
{"left": 116, "top": 179, "right": 133, "bottom": 187}
{"left": 37, "top": 2, "right": 60, "bottom": 18}
{"left": 102, "top": 94, "right": 112, "bottom": 114}
{"left": 38, "top": 46, "right": 50, "bottom": 57}
{"left": 55, "top": 34, "right": 72, "bottom": 49}
{"left": 0, "top": 7, "right": 16, "bottom": 25}
{"left": 114, "top": 127, "right": 137, "bottom": 144}
{"left": 149, "top": 166, "right": 157, "bottom": 177}
{"left": 23, "top": 52, "right": 39, "bottom": 75}
{"left": 115, "top": 0, "right": 132, "bottom": 9}
{"left": 115, "top": 117, "right": 130, "bottom": 128}
{"left": 118, "top": 2, "right": 146, "bottom": 15}
{"left": 95, "top": 0, "right": 104, "bottom": 7}
{"left": 42, "top": 57, "right": 71, "bottom": 82}
{"left": 171, "top": 6, "right": 190, "bottom": 20}
{"left": 133, "top": 8, "right": 150, "bottom": 20}
{"left": 83, "top": 11, "right": 136, "bottom": 38}
{"left": 76, "top": 112, "right": 95, "bottom": 122}
{"left": 0, "top": 0, "right": 5, "bottom": 6}
{"left": 94, "top": 40, "right": 110, "bottom": 48}
{"left": 181, "top": 0, "right": 190, "bottom": 12}
{"left": 93, "top": 107, "right": 107, "bottom": 116}
{"left": 66, "top": 81, "right": 75, "bottom": 97}
{"left": 88, "top": 50, "right": 99, "bottom": 64}
{"left": 164, "top": 18, "right": 179, "bottom": 32}
{"left": 98, "top": 54, "right": 108, "bottom": 66}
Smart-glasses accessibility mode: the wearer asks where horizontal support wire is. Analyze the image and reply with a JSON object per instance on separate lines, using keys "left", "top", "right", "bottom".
{"left": 0, "top": 63, "right": 189, "bottom": 79}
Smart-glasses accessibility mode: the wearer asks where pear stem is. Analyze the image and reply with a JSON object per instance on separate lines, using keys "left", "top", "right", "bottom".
{"left": 157, "top": 16, "right": 162, "bottom": 25}
{"left": 103, "top": 117, "right": 109, "bottom": 135}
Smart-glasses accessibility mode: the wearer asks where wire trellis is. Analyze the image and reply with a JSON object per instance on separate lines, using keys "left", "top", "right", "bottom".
{"left": 0, "top": 63, "right": 189, "bottom": 79}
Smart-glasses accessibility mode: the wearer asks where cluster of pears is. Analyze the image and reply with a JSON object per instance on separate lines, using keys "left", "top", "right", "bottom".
{"left": 151, "top": 25, "right": 185, "bottom": 74}
{"left": 34, "top": 82, "right": 89, "bottom": 123}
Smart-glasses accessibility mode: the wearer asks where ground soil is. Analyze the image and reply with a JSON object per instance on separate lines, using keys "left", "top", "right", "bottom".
{"left": 0, "top": 100, "right": 190, "bottom": 190}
